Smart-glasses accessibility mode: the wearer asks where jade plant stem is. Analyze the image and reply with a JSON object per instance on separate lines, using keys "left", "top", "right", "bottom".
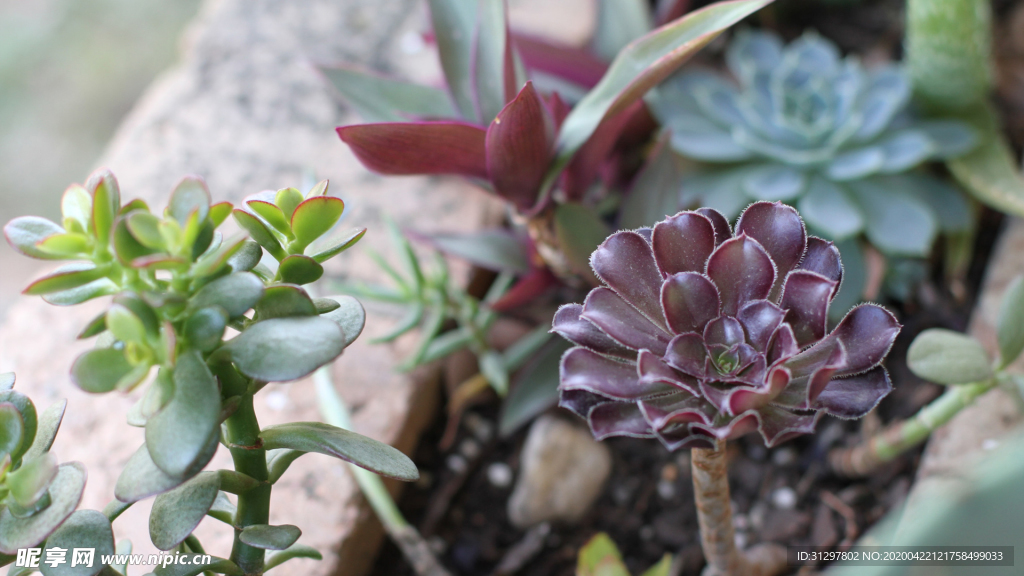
{"left": 691, "top": 441, "right": 786, "bottom": 576}
{"left": 830, "top": 378, "right": 997, "bottom": 477}
{"left": 216, "top": 361, "right": 271, "bottom": 575}
{"left": 314, "top": 367, "right": 452, "bottom": 576}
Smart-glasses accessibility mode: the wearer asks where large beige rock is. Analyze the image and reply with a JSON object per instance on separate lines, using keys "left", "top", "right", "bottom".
{"left": 0, "top": 0, "right": 503, "bottom": 574}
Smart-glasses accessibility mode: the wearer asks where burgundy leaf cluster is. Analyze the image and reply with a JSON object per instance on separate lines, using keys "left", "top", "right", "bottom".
{"left": 553, "top": 202, "right": 901, "bottom": 449}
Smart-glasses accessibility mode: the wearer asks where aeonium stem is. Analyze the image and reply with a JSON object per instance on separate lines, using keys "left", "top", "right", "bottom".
{"left": 691, "top": 440, "right": 786, "bottom": 576}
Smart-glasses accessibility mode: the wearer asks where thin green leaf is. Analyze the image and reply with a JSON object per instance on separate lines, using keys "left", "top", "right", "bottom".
{"left": 370, "top": 302, "right": 424, "bottom": 344}
{"left": 501, "top": 324, "right": 553, "bottom": 372}
{"left": 554, "top": 202, "right": 610, "bottom": 282}
{"left": 260, "top": 422, "right": 419, "bottom": 481}
{"left": 264, "top": 544, "right": 323, "bottom": 571}
{"left": 24, "top": 262, "right": 108, "bottom": 296}
{"left": 499, "top": 339, "right": 570, "bottom": 437}
{"left": 424, "top": 230, "right": 529, "bottom": 273}
{"left": 307, "top": 226, "right": 366, "bottom": 263}
{"left": 577, "top": 532, "right": 629, "bottom": 576}
{"left": 420, "top": 327, "right": 475, "bottom": 364}
{"left": 321, "top": 66, "right": 457, "bottom": 122}
{"left": 997, "top": 274, "right": 1024, "bottom": 368}
{"left": 479, "top": 350, "right": 509, "bottom": 395}
{"left": 428, "top": 0, "right": 479, "bottom": 120}
{"left": 594, "top": 0, "right": 653, "bottom": 61}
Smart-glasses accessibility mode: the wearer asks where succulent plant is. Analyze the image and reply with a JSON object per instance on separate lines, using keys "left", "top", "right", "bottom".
{"left": 553, "top": 201, "right": 901, "bottom": 450}
{"left": 647, "top": 29, "right": 977, "bottom": 258}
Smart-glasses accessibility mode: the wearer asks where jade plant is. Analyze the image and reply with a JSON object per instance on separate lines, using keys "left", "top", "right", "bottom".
{"left": 2, "top": 169, "right": 418, "bottom": 575}
{"left": 831, "top": 273, "right": 1024, "bottom": 477}
{"left": 553, "top": 201, "right": 900, "bottom": 576}
{"left": 647, "top": 29, "right": 977, "bottom": 260}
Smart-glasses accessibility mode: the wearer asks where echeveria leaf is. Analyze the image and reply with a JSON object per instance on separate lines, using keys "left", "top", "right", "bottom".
{"left": 190, "top": 272, "right": 264, "bottom": 318}
{"left": 264, "top": 544, "right": 323, "bottom": 571}
{"left": 224, "top": 317, "right": 345, "bottom": 382}
{"left": 997, "top": 275, "right": 1024, "bottom": 368}
{"left": 0, "top": 463, "right": 86, "bottom": 554}
{"left": 321, "top": 65, "right": 457, "bottom": 122}
{"left": 907, "top": 328, "right": 993, "bottom": 385}
{"left": 238, "top": 524, "right": 301, "bottom": 551}
{"left": 259, "top": 422, "right": 418, "bottom": 481}
{"left": 145, "top": 351, "right": 221, "bottom": 477}
{"left": 25, "top": 399, "right": 67, "bottom": 461}
{"left": 848, "top": 179, "right": 937, "bottom": 256}
{"left": 0, "top": 390, "right": 37, "bottom": 463}
{"left": 320, "top": 295, "right": 365, "bottom": 348}
{"left": 798, "top": 177, "right": 864, "bottom": 240}
{"left": 150, "top": 472, "right": 220, "bottom": 551}
{"left": 254, "top": 285, "right": 317, "bottom": 319}
{"left": 40, "top": 510, "right": 115, "bottom": 576}
{"left": 71, "top": 348, "right": 134, "bottom": 394}
{"left": 550, "top": 0, "right": 773, "bottom": 182}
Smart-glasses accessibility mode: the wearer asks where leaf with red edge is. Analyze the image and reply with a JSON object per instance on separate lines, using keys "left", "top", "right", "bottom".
{"left": 291, "top": 196, "right": 345, "bottom": 249}
{"left": 661, "top": 272, "right": 720, "bottom": 334}
{"left": 233, "top": 209, "right": 286, "bottom": 261}
{"left": 735, "top": 202, "right": 807, "bottom": 292}
{"left": 706, "top": 235, "right": 775, "bottom": 316}
{"left": 780, "top": 271, "right": 837, "bottom": 347}
{"left": 168, "top": 176, "right": 211, "bottom": 224}
{"left": 551, "top": 303, "right": 635, "bottom": 359}
{"left": 786, "top": 304, "right": 901, "bottom": 378}
{"left": 562, "top": 99, "right": 642, "bottom": 202}
{"left": 4, "top": 216, "right": 66, "bottom": 260}
{"left": 549, "top": 0, "right": 774, "bottom": 182}
{"left": 492, "top": 266, "right": 559, "bottom": 311}
{"left": 560, "top": 347, "right": 674, "bottom": 401}
{"left": 581, "top": 287, "right": 671, "bottom": 356}
{"left": 512, "top": 33, "right": 609, "bottom": 89}
{"left": 24, "top": 262, "right": 108, "bottom": 296}
{"left": 87, "top": 168, "right": 121, "bottom": 245}
{"left": 338, "top": 122, "right": 488, "bottom": 179}
{"left": 486, "top": 82, "right": 554, "bottom": 211}
{"left": 652, "top": 212, "right": 716, "bottom": 275}
{"left": 307, "top": 227, "right": 366, "bottom": 264}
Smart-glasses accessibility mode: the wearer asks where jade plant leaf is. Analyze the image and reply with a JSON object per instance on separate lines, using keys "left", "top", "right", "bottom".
{"left": 0, "top": 462, "right": 86, "bottom": 554}
{"left": 0, "top": 372, "right": 13, "bottom": 390}
{"left": 115, "top": 434, "right": 217, "bottom": 503}
{"left": 227, "top": 240, "right": 263, "bottom": 273}
{"left": 183, "top": 306, "right": 228, "bottom": 352}
{"left": 189, "top": 272, "right": 264, "bottom": 318}
{"left": 246, "top": 200, "right": 291, "bottom": 237}
{"left": 320, "top": 296, "right": 365, "bottom": 348}
{"left": 149, "top": 472, "right": 220, "bottom": 551}
{"left": 320, "top": 65, "right": 457, "bottom": 122}
{"left": 277, "top": 255, "right": 324, "bottom": 285}
{"left": 71, "top": 348, "right": 135, "bottom": 394}
{"left": 290, "top": 197, "right": 345, "bottom": 249}
{"left": 206, "top": 491, "right": 236, "bottom": 525}
{"left": 0, "top": 390, "right": 37, "bottom": 463}
{"left": 224, "top": 317, "right": 345, "bottom": 382}
{"left": 40, "top": 510, "right": 115, "bottom": 576}
{"left": 264, "top": 544, "right": 323, "bottom": 571}
{"left": 908, "top": 328, "right": 993, "bottom": 385}
{"left": 3, "top": 216, "right": 66, "bottom": 260}
{"left": 238, "top": 524, "right": 301, "bottom": 551}
{"left": 24, "top": 399, "right": 67, "bottom": 460}
{"left": 997, "top": 275, "right": 1024, "bottom": 368}
{"left": 254, "top": 285, "right": 318, "bottom": 319}
{"left": 24, "top": 263, "right": 108, "bottom": 296}
{"left": 259, "top": 422, "right": 418, "bottom": 481}
{"left": 43, "top": 278, "right": 119, "bottom": 307}
{"left": 551, "top": 0, "right": 773, "bottom": 179}
{"left": 306, "top": 226, "right": 366, "bottom": 263}
{"left": 145, "top": 351, "right": 221, "bottom": 477}
{"left": 233, "top": 209, "right": 286, "bottom": 260}
{"left": 0, "top": 403, "right": 24, "bottom": 461}
{"left": 8, "top": 452, "right": 58, "bottom": 508}
{"left": 88, "top": 170, "right": 120, "bottom": 245}
{"left": 168, "top": 176, "right": 211, "bottom": 224}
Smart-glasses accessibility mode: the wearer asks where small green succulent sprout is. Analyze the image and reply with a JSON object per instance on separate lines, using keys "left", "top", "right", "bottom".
{"left": 648, "top": 29, "right": 978, "bottom": 258}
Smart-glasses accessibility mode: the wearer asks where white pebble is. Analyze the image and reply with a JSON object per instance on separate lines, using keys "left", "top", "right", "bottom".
{"left": 459, "top": 438, "right": 481, "bottom": 460}
{"left": 982, "top": 438, "right": 999, "bottom": 451}
{"left": 772, "top": 487, "right": 797, "bottom": 509}
{"left": 735, "top": 532, "right": 748, "bottom": 549}
{"left": 446, "top": 454, "right": 467, "bottom": 474}
{"left": 657, "top": 479, "right": 676, "bottom": 500}
{"left": 264, "top": 390, "right": 289, "bottom": 411}
{"left": 733, "top": 513, "right": 749, "bottom": 531}
{"left": 772, "top": 447, "right": 798, "bottom": 466}
{"left": 487, "top": 462, "right": 513, "bottom": 488}
{"left": 464, "top": 412, "right": 494, "bottom": 442}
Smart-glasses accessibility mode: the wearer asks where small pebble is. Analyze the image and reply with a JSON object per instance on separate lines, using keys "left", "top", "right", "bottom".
{"left": 749, "top": 502, "right": 768, "bottom": 531}
{"left": 660, "top": 463, "right": 679, "bottom": 482}
{"left": 487, "top": 462, "right": 514, "bottom": 488}
{"left": 733, "top": 513, "right": 749, "bottom": 531}
{"left": 464, "top": 412, "right": 494, "bottom": 443}
{"left": 639, "top": 525, "right": 655, "bottom": 541}
{"left": 982, "top": 438, "right": 999, "bottom": 451}
{"left": 264, "top": 390, "right": 289, "bottom": 411}
{"left": 446, "top": 454, "right": 468, "bottom": 474}
{"left": 675, "top": 452, "right": 691, "bottom": 470}
{"left": 657, "top": 479, "right": 676, "bottom": 500}
{"left": 772, "top": 447, "right": 798, "bottom": 467}
{"left": 459, "top": 438, "right": 481, "bottom": 460}
{"left": 734, "top": 532, "right": 748, "bottom": 549}
{"left": 772, "top": 487, "right": 798, "bottom": 510}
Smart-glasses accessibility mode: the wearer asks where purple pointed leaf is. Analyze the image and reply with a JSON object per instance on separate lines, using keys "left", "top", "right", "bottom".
{"left": 774, "top": 341, "right": 847, "bottom": 409}
{"left": 665, "top": 333, "right": 708, "bottom": 378}
{"left": 755, "top": 405, "right": 821, "bottom": 447}
{"left": 638, "top": 350, "right": 698, "bottom": 395}
{"left": 737, "top": 300, "right": 784, "bottom": 352}
{"left": 581, "top": 288, "right": 671, "bottom": 355}
{"left": 661, "top": 272, "right": 720, "bottom": 334}
{"left": 696, "top": 207, "right": 731, "bottom": 245}
{"left": 733, "top": 348, "right": 766, "bottom": 385}
{"left": 558, "top": 389, "right": 605, "bottom": 419}
{"left": 640, "top": 394, "right": 713, "bottom": 429}
{"left": 337, "top": 122, "right": 488, "bottom": 179}
{"left": 690, "top": 411, "right": 759, "bottom": 440}
{"left": 814, "top": 366, "right": 892, "bottom": 419}
{"left": 651, "top": 212, "right": 716, "bottom": 275}
{"left": 725, "top": 366, "right": 790, "bottom": 414}
{"left": 486, "top": 82, "right": 553, "bottom": 212}
{"left": 781, "top": 271, "right": 837, "bottom": 347}
{"left": 512, "top": 33, "right": 609, "bottom": 88}
{"left": 589, "top": 401, "right": 656, "bottom": 439}
{"left": 768, "top": 323, "right": 799, "bottom": 365}
{"left": 799, "top": 236, "right": 843, "bottom": 285}
{"left": 591, "top": 231, "right": 669, "bottom": 330}
{"left": 560, "top": 347, "right": 675, "bottom": 400}
{"left": 703, "top": 316, "right": 745, "bottom": 348}
{"left": 706, "top": 234, "right": 776, "bottom": 315}
{"left": 552, "top": 304, "right": 636, "bottom": 359}
{"left": 735, "top": 202, "right": 807, "bottom": 290}
{"left": 786, "top": 304, "right": 900, "bottom": 378}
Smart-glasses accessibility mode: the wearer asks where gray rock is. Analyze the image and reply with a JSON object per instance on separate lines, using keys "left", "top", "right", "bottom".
{"left": 507, "top": 415, "right": 612, "bottom": 528}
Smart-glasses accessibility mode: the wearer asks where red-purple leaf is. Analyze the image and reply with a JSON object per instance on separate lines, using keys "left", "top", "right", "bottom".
{"left": 754, "top": 405, "right": 821, "bottom": 447}
{"left": 552, "top": 303, "right": 635, "bottom": 359}
{"left": 706, "top": 235, "right": 776, "bottom": 316}
{"left": 560, "top": 347, "right": 675, "bottom": 400}
{"left": 665, "top": 332, "right": 707, "bottom": 378}
{"left": 798, "top": 236, "right": 843, "bottom": 286}
{"left": 735, "top": 201, "right": 807, "bottom": 290}
{"left": 637, "top": 350, "right": 698, "bottom": 395}
{"left": 485, "top": 82, "right": 553, "bottom": 211}
{"left": 591, "top": 231, "right": 668, "bottom": 330}
{"left": 589, "top": 401, "right": 656, "bottom": 440}
{"left": 581, "top": 287, "right": 671, "bottom": 355}
{"left": 512, "top": 33, "right": 609, "bottom": 89}
{"left": 696, "top": 207, "right": 731, "bottom": 245}
{"left": 493, "top": 266, "right": 560, "bottom": 311}
{"left": 788, "top": 304, "right": 900, "bottom": 378}
{"left": 780, "top": 271, "right": 837, "bottom": 347}
{"left": 337, "top": 122, "right": 488, "bottom": 179}
{"left": 814, "top": 367, "right": 892, "bottom": 419}
{"left": 660, "top": 272, "right": 720, "bottom": 334}
{"left": 737, "top": 300, "right": 784, "bottom": 352}
{"left": 652, "top": 211, "right": 716, "bottom": 275}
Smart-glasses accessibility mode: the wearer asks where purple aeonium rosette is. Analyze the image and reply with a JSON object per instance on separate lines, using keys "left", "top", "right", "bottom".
{"left": 553, "top": 201, "right": 901, "bottom": 450}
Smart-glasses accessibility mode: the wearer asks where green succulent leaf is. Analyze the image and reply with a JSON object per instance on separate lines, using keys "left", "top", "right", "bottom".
{"left": 274, "top": 188, "right": 304, "bottom": 220}
{"left": 40, "top": 510, "right": 115, "bottom": 576}
{"left": 260, "top": 422, "right": 418, "bottom": 481}
{"left": 190, "top": 272, "right": 264, "bottom": 318}
{"left": 577, "top": 532, "right": 629, "bottom": 576}
{"left": 191, "top": 233, "right": 247, "bottom": 277}
{"left": 266, "top": 449, "right": 305, "bottom": 484}
{"left": 71, "top": 348, "right": 134, "bottom": 394}
{"left": 3, "top": 216, "right": 66, "bottom": 260}
{"left": 224, "top": 317, "right": 345, "bottom": 382}
{"left": 307, "top": 226, "right": 366, "bottom": 263}
{"left": 848, "top": 179, "right": 937, "bottom": 257}
{"left": 42, "top": 278, "right": 119, "bottom": 307}
{"left": 209, "top": 201, "right": 233, "bottom": 227}
{"left": 145, "top": 351, "right": 221, "bottom": 477}
{"left": 313, "top": 298, "right": 340, "bottom": 314}
{"left": 25, "top": 399, "right": 67, "bottom": 461}
{"left": 427, "top": 0, "right": 478, "bottom": 120}
{"left": 168, "top": 176, "right": 211, "bottom": 225}
{"left": 480, "top": 350, "right": 509, "bottom": 395}
{"left": 126, "top": 211, "right": 166, "bottom": 250}
{"left": 150, "top": 472, "right": 220, "bottom": 551}
{"left": 61, "top": 184, "right": 93, "bottom": 233}
{"left": 106, "top": 304, "right": 148, "bottom": 344}
{"left": 0, "top": 372, "right": 13, "bottom": 391}
{"left": 254, "top": 285, "right": 318, "bottom": 319}
{"left": 908, "top": 328, "right": 993, "bottom": 385}
{"left": 233, "top": 209, "right": 287, "bottom": 260}
{"left": 997, "top": 275, "right": 1024, "bottom": 368}
{"left": 8, "top": 452, "right": 58, "bottom": 508}
{"left": 24, "top": 263, "right": 108, "bottom": 296}
{"left": 0, "top": 463, "right": 86, "bottom": 554}
{"left": 226, "top": 240, "right": 263, "bottom": 272}
{"left": 88, "top": 170, "right": 120, "bottom": 245}
{"left": 594, "top": 0, "right": 652, "bottom": 61}
{"left": 0, "top": 403, "right": 25, "bottom": 461}
{"left": 115, "top": 434, "right": 217, "bottom": 503}
{"left": 320, "top": 65, "right": 457, "bottom": 122}
{"left": 264, "top": 544, "right": 323, "bottom": 571}
{"left": 906, "top": 0, "right": 992, "bottom": 112}
{"left": 425, "top": 230, "right": 530, "bottom": 274}
{"left": 238, "top": 524, "right": 301, "bottom": 551}
{"left": 36, "top": 233, "right": 90, "bottom": 258}
{"left": 184, "top": 307, "right": 228, "bottom": 352}
{"left": 499, "top": 339, "right": 570, "bottom": 437}
{"left": 206, "top": 491, "right": 236, "bottom": 525}
{"left": 290, "top": 197, "right": 345, "bottom": 250}
{"left": 0, "top": 390, "right": 37, "bottom": 463}
{"left": 277, "top": 254, "right": 324, "bottom": 285}
{"left": 247, "top": 200, "right": 292, "bottom": 238}
{"left": 319, "top": 296, "right": 365, "bottom": 349}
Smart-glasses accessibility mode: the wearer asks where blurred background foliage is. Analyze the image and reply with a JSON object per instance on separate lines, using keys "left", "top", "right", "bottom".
{"left": 0, "top": 0, "right": 200, "bottom": 313}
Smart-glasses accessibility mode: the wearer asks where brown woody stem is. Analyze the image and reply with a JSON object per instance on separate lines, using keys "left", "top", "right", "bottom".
{"left": 691, "top": 440, "right": 787, "bottom": 576}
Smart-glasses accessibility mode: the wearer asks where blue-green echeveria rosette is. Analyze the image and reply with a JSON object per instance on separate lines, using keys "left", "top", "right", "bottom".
{"left": 553, "top": 202, "right": 901, "bottom": 450}
{"left": 647, "top": 29, "right": 977, "bottom": 258}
